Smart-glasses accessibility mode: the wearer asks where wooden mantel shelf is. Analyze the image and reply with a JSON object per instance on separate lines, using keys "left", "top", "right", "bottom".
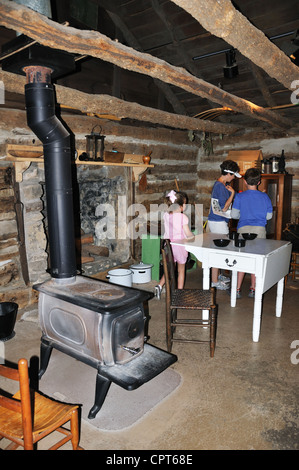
{"left": 5, "top": 144, "right": 154, "bottom": 182}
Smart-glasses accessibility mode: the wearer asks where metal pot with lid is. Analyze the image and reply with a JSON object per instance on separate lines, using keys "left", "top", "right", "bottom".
{"left": 130, "top": 262, "right": 153, "bottom": 284}
{"left": 263, "top": 159, "right": 272, "bottom": 174}
{"left": 270, "top": 156, "right": 280, "bottom": 173}
{"left": 106, "top": 268, "right": 132, "bottom": 287}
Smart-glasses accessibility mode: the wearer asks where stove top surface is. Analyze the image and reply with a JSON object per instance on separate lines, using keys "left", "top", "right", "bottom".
{"left": 34, "top": 276, "right": 152, "bottom": 312}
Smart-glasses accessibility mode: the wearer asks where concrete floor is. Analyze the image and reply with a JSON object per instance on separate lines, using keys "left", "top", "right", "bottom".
{"left": 1, "top": 268, "right": 298, "bottom": 451}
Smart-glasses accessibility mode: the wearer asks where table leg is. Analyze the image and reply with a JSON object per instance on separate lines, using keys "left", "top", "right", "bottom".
{"left": 202, "top": 266, "right": 210, "bottom": 321}
{"left": 202, "top": 266, "right": 210, "bottom": 290}
{"left": 252, "top": 281, "right": 263, "bottom": 342}
{"left": 230, "top": 271, "right": 237, "bottom": 307}
{"left": 276, "top": 278, "right": 284, "bottom": 318}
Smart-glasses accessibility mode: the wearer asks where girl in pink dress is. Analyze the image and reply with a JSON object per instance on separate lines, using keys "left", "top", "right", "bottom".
{"left": 155, "top": 190, "right": 194, "bottom": 299}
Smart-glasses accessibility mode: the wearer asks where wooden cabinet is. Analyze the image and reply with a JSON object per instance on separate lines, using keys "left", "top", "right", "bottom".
{"left": 233, "top": 174, "right": 292, "bottom": 240}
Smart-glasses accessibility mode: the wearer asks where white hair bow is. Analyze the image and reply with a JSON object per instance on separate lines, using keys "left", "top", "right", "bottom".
{"left": 167, "top": 190, "right": 177, "bottom": 203}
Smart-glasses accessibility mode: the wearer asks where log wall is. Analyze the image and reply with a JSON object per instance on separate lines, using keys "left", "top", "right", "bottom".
{"left": 0, "top": 107, "right": 298, "bottom": 311}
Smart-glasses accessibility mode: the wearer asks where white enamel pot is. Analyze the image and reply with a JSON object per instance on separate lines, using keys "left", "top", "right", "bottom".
{"left": 130, "top": 262, "right": 153, "bottom": 284}
{"left": 106, "top": 268, "right": 132, "bottom": 287}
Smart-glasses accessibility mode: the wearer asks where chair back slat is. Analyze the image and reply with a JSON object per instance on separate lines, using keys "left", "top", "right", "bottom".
{"left": 0, "top": 364, "right": 19, "bottom": 381}
{"left": 162, "top": 240, "right": 176, "bottom": 297}
{"left": 0, "top": 363, "right": 23, "bottom": 413}
{"left": 0, "top": 395, "right": 22, "bottom": 413}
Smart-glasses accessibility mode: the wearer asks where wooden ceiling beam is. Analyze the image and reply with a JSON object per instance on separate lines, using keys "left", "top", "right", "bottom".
{"left": 171, "top": 0, "right": 298, "bottom": 92}
{"left": 0, "top": 69, "right": 239, "bottom": 134}
{"left": 0, "top": 0, "right": 293, "bottom": 129}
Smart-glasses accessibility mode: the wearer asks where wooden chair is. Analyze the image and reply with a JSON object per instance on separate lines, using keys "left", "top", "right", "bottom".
{"left": 162, "top": 240, "right": 217, "bottom": 357}
{"left": 285, "top": 252, "right": 299, "bottom": 285}
{"left": 0, "top": 358, "right": 82, "bottom": 450}
{"left": 290, "top": 252, "right": 299, "bottom": 281}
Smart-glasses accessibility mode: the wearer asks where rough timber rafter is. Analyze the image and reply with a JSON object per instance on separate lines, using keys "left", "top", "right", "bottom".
{"left": 0, "top": 0, "right": 294, "bottom": 130}
{"left": 171, "top": 0, "right": 298, "bottom": 92}
{"left": 0, "top": 69, "right": 239, "bottom": 134}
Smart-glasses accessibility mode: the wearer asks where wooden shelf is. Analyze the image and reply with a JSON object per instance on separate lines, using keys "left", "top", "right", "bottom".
{"left": 5, "top": 144, "right": 154, "bottom": 182}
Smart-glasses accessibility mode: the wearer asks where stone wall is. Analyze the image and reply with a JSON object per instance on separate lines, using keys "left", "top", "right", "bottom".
{"left": 0, "top": 164, "right": 42, "bottom": 309}
{"left": 18, "top": 163, "right": 48, "bottom": 283}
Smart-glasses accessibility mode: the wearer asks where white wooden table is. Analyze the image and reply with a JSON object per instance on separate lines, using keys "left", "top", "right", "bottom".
{"left": 172, "top": 233, "right": 292, "bottom": 342}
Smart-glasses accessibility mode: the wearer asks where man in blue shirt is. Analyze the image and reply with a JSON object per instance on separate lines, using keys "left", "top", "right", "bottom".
{"left": 231, "top": 168, "right": 273, "bottom": 297}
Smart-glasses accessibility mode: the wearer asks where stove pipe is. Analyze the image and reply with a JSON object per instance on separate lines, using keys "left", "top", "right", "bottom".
{"left": 24, "top": 66, "right": 77, "bottom": 280}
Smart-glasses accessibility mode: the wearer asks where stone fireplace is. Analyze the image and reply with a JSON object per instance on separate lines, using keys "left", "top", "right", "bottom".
{"left": 0, "top": 158, "right": 136, "bottom": 310}
{"left": 75, "top": 163, "right": 131, "bottom": 275}
{"left": 23, "top": 161, "right": 132, "bottom": 280}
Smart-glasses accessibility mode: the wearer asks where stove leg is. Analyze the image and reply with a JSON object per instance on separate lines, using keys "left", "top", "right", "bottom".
{"left": 88, "top": 373, "right": 111, "bottom": 419}
{"left": 38, "top": 340, "right": 53, "bottom": 379}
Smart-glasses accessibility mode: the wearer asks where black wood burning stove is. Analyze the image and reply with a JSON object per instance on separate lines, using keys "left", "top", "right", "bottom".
{"left": 1, "top": 36, "right": 177, "bottom": 419}
{"left": 35, "top": 276, "right": 176, "bottom": 419}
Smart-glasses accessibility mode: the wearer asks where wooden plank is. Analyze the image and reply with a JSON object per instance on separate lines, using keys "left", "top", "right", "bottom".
{"left": 77, "top": 233, "right": 94, "bottom": 245}
{"left": 0, "top": 1, "right": 292, "bottom": 130}
{"left": 6, "top": 144, "right": 154, "bottom": 166}
{"left": 80, "top": 256, "right": 95, "bottom": 263}
{"left": 12, "top": 173, "right": 30, "bottom": 285}
{"left": 6, "top": 144, "right": 44, "bottom": 158}
{"left": 81, "top": 245, "right": 109, "bottom": 257}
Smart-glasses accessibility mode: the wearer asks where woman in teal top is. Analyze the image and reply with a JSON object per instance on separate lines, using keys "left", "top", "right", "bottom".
{"left": 208, "top": 159, "right": 241, "bottom": 290}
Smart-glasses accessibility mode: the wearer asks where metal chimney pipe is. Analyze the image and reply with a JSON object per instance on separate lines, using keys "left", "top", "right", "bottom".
{"left": 24, "top": 66, "right": 77, "bottom": 280}
{"left": 14, "top": 0, "right": 52, "bottom": 18}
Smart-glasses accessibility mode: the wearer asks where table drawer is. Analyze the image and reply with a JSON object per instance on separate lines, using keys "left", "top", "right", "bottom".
{"left": 208, "top": 252, "right": 256, "bottom": 272}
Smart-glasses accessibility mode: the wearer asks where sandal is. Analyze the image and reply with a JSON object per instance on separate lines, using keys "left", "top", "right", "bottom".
{"left": 248, "top": 288, "right": 255, "bottom": 298}
{"left": 154, "top": 285, "right": 163, "bottom": 299}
